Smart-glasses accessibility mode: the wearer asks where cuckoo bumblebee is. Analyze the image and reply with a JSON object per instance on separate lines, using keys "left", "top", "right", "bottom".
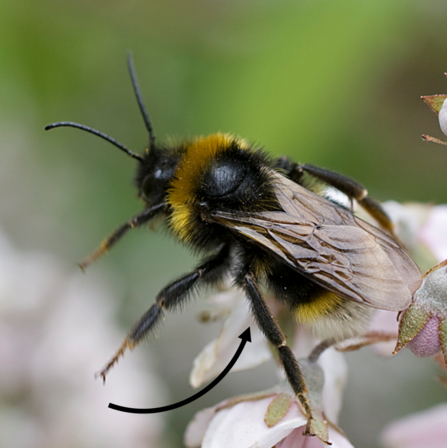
{"left": 46, "top": 55, "right": 421, "bottom": 433}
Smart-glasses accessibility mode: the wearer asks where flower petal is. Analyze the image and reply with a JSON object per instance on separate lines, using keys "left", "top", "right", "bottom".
{"left": 381, "top": 404, "right": 447, "bottom": 448}
{"left": 418, "top": 205, "right": 447, "bottom": 262}
{"left": 318, "top": 346, "right": 347, "bottom": 424}
{"left": 382, "top": 201, "right": 430, "bottom": 253}
{"left": 201, "top": 397, "right": 306, "bottom": 448}
{"left": 276, "top": 425, "right": 354, "bottom": 448}
{"left": 327, "top": 426, "right": 355, "bottom": 448}
{"left": 190, "top": 297, "right": 271, "bottom": 388}
{"left": 184, "top": 407, "right": 217, "bottom": 448}
{"left": 275, "top": 427, "right": 322, "bottom": 448}
{"left": 292, "top": 325, "right": 347, "bottom": 424}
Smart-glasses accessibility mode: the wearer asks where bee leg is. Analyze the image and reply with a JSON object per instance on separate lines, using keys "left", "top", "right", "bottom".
{"left": 298, "top": 163, "right": 394, "bottom": 235}
{"left": 241, "top": 271, "right": 315, "bottom": 436}
{"left": 97, "top": 245, "right": 230, "bottom": 382}
{"left": 272, "top": 157, "right": 304, "bottom": 185}
{"left": 79, "top": 203, "right": 165, "bottom": 270}
{"left": 356, "top": 195, "right": 395, "bottom": 235}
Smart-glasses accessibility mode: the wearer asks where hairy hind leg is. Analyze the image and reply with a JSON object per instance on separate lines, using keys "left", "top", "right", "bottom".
{"left": 239, "top": 269, "right": 315, "bottom": 436}
{"left": 274, "top": 157, "right": 394, "bottom": 235}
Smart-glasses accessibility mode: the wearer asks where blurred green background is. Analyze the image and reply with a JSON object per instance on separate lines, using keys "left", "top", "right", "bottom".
{"left": 2, "top": 0, "right": 447, "bottom": 447}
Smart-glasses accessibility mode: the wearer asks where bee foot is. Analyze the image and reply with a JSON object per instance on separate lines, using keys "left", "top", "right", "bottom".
{"left": 95, "top": 339, "right": 131, "bottom": 383}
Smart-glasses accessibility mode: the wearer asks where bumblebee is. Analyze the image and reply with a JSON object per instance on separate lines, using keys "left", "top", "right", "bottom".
{"left": 46, "top": 55, "right": 421, "bottom": 433}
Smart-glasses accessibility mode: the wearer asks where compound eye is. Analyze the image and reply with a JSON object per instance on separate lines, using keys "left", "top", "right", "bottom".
{"left": 141, "top": 169, "right": 163, "bottom": 199}
{"left": 203, "top": 159, "right": 247, "bottom": 198}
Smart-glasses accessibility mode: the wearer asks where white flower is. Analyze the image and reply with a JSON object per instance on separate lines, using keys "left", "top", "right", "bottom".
{"left": 186, "top": 393, "right": 353, "bottom": 448}
{"left": 186, "top": 298, "right": 349, "bottom": 448}
{"left": 190, "top": 288, "right": 271, "bottom": 388}
{"left": 382, "top": 201, "right": 447, "bottom": 266}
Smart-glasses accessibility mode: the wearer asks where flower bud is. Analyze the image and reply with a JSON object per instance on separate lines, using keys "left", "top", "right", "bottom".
{"left": 407, "top": 316, "right": 441, "bottom": 357}
{"left": 394, "top": 260, "right": 447, "bottom": 362}
{"left": 421, "top": 92, "right": 447, "bottom": 146}
{"left": 439, "top": 99, "right": 447, "bottom": 136}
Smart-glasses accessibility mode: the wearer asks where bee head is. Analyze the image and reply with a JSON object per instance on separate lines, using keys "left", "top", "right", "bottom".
{"left": 135, "top": 145, "right": 183, "bottom": 208}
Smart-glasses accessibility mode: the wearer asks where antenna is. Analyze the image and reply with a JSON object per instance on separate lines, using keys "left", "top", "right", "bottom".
{"left": 44, "top": 122, "right": 144, "bottom": 162}
{"left": 127, "top": 52, "right": 156, "bottom": 150}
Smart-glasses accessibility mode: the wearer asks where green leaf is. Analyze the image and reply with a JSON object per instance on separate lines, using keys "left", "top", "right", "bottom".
{"left": 421, "top": 95, "right": 447, "bottom": 115}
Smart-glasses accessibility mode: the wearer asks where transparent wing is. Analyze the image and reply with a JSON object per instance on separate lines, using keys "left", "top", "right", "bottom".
{"left": 211, "top": 172, "right": 421, "bottom": 311}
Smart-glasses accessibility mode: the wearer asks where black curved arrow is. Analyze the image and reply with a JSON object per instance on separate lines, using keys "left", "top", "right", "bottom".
{"left": 108, "top": 327, "right": 252, "bottom": 414}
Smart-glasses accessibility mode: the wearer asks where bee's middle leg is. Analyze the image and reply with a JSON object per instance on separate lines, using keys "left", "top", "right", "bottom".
{"left": 98, "top": 244, "right": 230, "bottom": 381}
